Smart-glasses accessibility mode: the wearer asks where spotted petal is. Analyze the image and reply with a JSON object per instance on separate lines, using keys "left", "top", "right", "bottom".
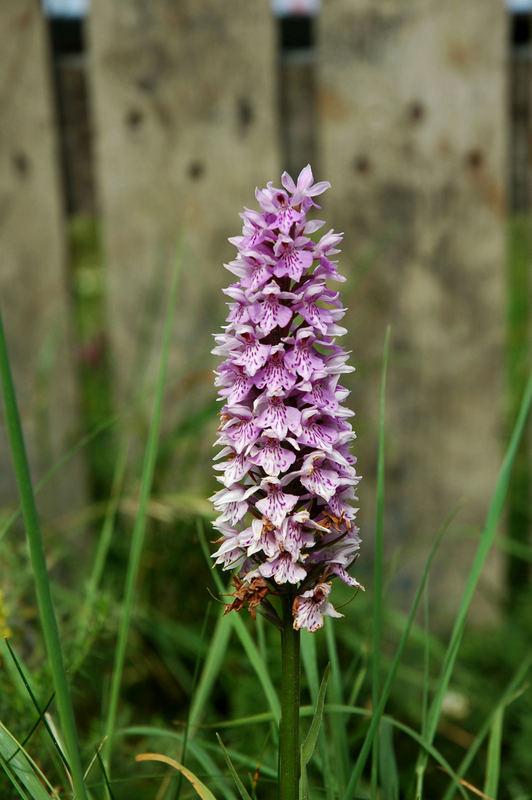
{"left": 259, "top": 553, "right": 307, "bottom": 584}
{"left": 255, "top": 478, "right": 299, "bottom": 528}
{"left": 274, "top": 247, "right": 313, "bottom": 282}
{"left": 254, "top": 394, "right": 302, "bottom": 438}
{"left": 251, "top": 437, "right": 297, "bottom": 477}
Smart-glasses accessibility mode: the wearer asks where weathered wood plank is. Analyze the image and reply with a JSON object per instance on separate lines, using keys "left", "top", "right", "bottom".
{"left": 0, "top": 3, "right": 85, "bottom": 516}
{"left": 319, "top": 0, "right": 506, "bottom": 618}
{"left": 88, "top": 0, "right": 278, "bottom": 410}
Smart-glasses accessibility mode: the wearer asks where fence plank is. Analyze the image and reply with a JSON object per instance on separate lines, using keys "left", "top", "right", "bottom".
{"left": 320, "top": 0, "right": 506, "bottom": 619}
{"left": 0, "top": 2, "right": 85, "bottom": 517}
{"left": 87, "top": 0, "right": 278, "bottom": 417}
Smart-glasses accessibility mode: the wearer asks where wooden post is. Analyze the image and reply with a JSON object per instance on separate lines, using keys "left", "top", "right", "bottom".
{"left": 506, "top": 8, "right": 532, "bottom": 607}
{"left": 277, "top": 14, "right": 319, "bottom": 175}
{"left": 87, "top": 1, "right": 278, "bottom": 489}
{"left": 320, "top": 0, "right": 506, "bottom": 622}
{"left": 0, "top": 2, "right": 85, "bottom": 517}
{"left": 46, "top": 8, "right": 114, "bottom": 501}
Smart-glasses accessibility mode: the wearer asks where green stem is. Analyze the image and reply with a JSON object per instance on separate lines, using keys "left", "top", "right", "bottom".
{"left": 279, "top": 593, "right": 301, "bottom": 800}
{"left": 0, "top": 309, "right": 89, "bottom": 800}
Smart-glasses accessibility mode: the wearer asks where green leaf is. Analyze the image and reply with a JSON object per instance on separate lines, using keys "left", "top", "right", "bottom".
{"left": 483, "top": 706, "right": 504, "bottom": 800}
{"left": 216, "top": 734, "right": 252, "bottom": 800}
{"left": 300, "top": 763, "right": 309, "bottom": 800}
{"left": 4, "top": 639, "right": 69, "bottom": 771}
{"left": 301, "top": 633, "right": 334, "bottom": 800}
{"left": 378, "top": 720, "right": 399, "bottom": 800}
{"left": 301, "top": 631, "right": 319, "bottom": 702}
{"left": 0, "top": 757, "right": 31, "bottom": 800}
{"left": 188, "top": 608, "right": 234, "bottom": 733}
{"left": 301, "top": 664, "right": 330, "bottom": 766}
{"left": 0, "top": 723, "right": 62, "bottom": 800}
{"left": 135, "top": 752, "right": 218, "bottom": 800}
{"left": 325, "top": 618, "right": 348, "bottom": 790}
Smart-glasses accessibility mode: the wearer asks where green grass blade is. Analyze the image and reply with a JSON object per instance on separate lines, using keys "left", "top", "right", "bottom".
{"left": 4, "top": 639, "right": 69, "bottom": 771}
{"left": 300, "top": 761, "right": 310, "bottom": 800}
{"left": 301, "top": 664, "right": 330, "bottom": 766}
{"left": 226, "top": 603, "right": 281, "bottom": 723}
{"left": 325, "top": 616, "right": 348, "bottom": 790}
{"left": 173, "top": 601, "right": 213, "bottom": 800}
{"left": 495, "top": 532, "right": 532, "bottom": 562}
{"left": 372, "top": 326, "right": 390, "bottom": 798}
{"left": 103, "top": 242, "right": 182, "bottom": 771}
{"left": 301, "top": 632, "right": 334, "bottom": 800}
{"left": 342, "top": 506, "right": 457, "bottom": 800}
{"left": 216, "top": 734, "right": 252, "bottom": 800}
{"left": 301, "top": 631, "right": 319, "bottom": 701}
{"left": 83, "top": 737, "right": 106, "bottom": 781}
{"left": 0, "top": 758, "right": 31, "bottom": 800}
{"left": 0, "top": 307, "right": 89, "bottom": 800}
{"left": 483, "top": 706, "right": 504, "bottom": 799}
{"left": 0, "top": 723, "right": 62, "bottom": 800}
{"left": 75, "top": 438, "right": 129, "bottom": 655}
{"left": 415, "top": 579, "right": 431, "bottom": 800}
{"left": 421, "top": 581, "right": 430, "bottom": 739}
{"left": 378, "top": 720, "right": 399, "bottom": 800}
{"left": 416, "top": 369, "right": 532, "bottom": 791}
{"left": 347, "top": 647, "right": 367, "bottom": 709}
{"left": 0, "top": 638, "right": 38, "bottom": 708}
{"left": 256, "top": 611, "right": 267, "bottom": 665}
{"left": 201, "top": 713, "right": 277, "bottom": 729}
{"left": 187, "top": 608, "right": 233, "bottom": 733}
{"left": 96, "top": 748, "right": 117, "bottom": 800}
{"left": 0, "top": 753, "right": 35, "bottom": 800}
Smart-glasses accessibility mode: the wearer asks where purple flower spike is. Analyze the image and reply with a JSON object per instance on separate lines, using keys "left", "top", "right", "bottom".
{"left": 211, "top": 165, "right": 363, "bottom": 632}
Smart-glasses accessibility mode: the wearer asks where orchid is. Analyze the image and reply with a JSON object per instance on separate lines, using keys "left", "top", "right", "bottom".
{"left": 211, "top": 165, "right": 363, "bottom": 634}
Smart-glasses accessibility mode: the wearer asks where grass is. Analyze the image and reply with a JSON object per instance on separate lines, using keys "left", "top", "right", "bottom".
{"left": 0, "top": 297, "right": 89, "bottom": 800}
{"left": 1, "top": 253, "right": 532, "bottom": 798}
{"left": 102, "top": 241, "right": 183, "bottom": 774}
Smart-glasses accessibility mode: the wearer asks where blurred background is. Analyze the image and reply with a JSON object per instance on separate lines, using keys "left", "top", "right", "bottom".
{"left": 1, "top": 0, "right": 531, "bottom": 796}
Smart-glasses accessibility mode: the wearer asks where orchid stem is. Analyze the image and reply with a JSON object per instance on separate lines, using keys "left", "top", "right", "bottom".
{"left": 279, "top": 593, "right": 301, "bottom": 800}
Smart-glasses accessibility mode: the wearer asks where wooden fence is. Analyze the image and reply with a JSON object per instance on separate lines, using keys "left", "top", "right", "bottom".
{"left": 1, "top": 0, "right": 513, "bottom": 617}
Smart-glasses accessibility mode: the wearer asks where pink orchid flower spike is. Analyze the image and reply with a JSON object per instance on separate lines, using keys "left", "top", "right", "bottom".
{"left": 211, "top": 165, "right": 363, "bottom": 632}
